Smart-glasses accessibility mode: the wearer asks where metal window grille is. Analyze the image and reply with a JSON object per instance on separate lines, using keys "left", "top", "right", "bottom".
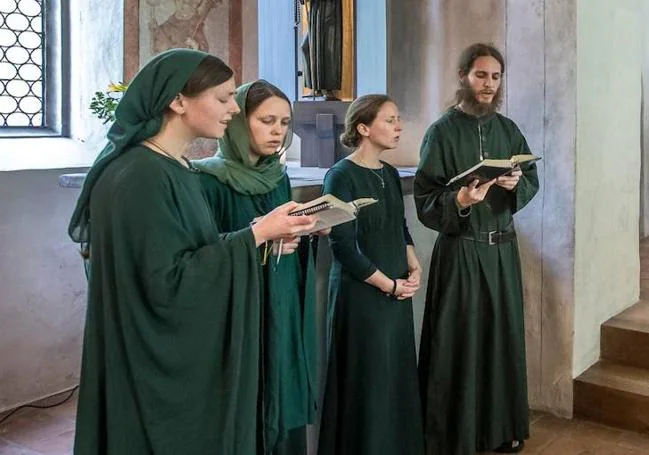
{"left": 0, "top": 0, "right": 44, "bottom": 128}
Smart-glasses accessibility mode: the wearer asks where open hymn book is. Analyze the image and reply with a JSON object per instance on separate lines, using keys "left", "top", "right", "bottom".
{"left": 446, "top": 154, "right": 541, "bottom": 187}
{"left": 289, "top": 194, "right": 377, "bottom": 234}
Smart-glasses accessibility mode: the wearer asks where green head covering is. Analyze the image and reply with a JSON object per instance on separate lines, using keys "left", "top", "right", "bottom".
{"left": 68, "top": 49, "right": 209, "bottom": 244}
{"left": 193, "top": 80, "right": 289, "bottom": 195}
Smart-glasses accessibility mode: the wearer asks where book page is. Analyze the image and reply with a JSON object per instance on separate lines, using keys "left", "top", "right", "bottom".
{"left": 306, "top": 207, "right": 356, "bottom": 234}
{"left": 290, "top": 195, "right": 377, "bottom": 234}
{"left": 511, "top": 154, "right": 541, "bottom": 164}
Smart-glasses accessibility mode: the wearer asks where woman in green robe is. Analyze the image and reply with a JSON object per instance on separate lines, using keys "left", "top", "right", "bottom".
{"left": 68, "top": 50, "right": 317, "bottom": 455}
{"left": 193, "top": 80, "right": 319, "bottom": 455}
{"left": 414, "top": 43, "right": 539, "bottom": 455}
{"left": 317, "top": 95, "right": 425, "bottom": 455}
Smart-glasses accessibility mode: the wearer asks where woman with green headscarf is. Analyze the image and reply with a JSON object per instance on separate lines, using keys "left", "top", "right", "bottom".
{"left": 68, "top": 50, "right": 317, "bottom": 455}
{"left": 193, "top": 80, "right": 320, "bottom": 455}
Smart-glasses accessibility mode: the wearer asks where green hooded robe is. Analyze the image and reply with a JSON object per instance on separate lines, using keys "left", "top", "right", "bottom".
{"left": 69, "top": 49, "right": 262, "bottom": 455}
{"left": 193, "top": 82, "right": 318, "bottom": 455}
{"left": 415, "top": 108, "right": 539, "bottom": 455}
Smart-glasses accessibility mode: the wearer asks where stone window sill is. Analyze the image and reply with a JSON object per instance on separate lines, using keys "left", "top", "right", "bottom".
{"left": 0, "top": 138, "right": 96, "bottom": 172}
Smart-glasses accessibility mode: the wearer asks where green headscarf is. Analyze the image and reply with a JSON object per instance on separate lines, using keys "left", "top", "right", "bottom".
{"left": 193, "top": 81, "right": 288, "bottom": 195}
{"left": 68, "top": 48, "right": 209, "bottom": 244}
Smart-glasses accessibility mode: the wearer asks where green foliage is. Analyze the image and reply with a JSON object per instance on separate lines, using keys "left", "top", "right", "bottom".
{"left": 89, "top": 83, "right": 128, "bottom": 124}
{"left": 89, "top": 91, "right": 120, "bottom": 124}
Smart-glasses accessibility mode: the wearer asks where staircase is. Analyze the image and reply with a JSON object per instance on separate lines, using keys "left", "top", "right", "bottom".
{"left": 573, "top": 239, "right": 649, "bottom": 433}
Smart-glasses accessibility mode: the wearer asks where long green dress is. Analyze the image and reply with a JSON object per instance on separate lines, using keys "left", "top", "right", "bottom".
{"left": 74, "top": 148, "right": 261, "bottom": 455}
{"left": 317, "top": 159, "right": 424, "bottom": 455}
{"left": 199, "top": 172, "right": 318, "bottom": 455}
{"left": 192, "top": 80, "right": 317, "bottom": 455}
{"left": 414, "top": 108, "right": 539, "bottom": 455}
{"left": 69, "top": 49, "right": 264, "bottom": 455}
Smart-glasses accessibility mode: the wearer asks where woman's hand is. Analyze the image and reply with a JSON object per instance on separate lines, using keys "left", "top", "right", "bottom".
{"left": 405, "top": 245, "right": 422, "bottom": 288}
{"left": 251, "top": 201, "right": 317, "bottom": 246}
{"left": 365, "top": 267, "right": 419, "bottom": 300}
{"left": 394, "top": 279, "right": 418, "bottom": 300}
{"left": 457, "top": 178, "right": 497, "bottom": 208}
{"left": 272, "top": 236, "right": 301, "bottom": 256}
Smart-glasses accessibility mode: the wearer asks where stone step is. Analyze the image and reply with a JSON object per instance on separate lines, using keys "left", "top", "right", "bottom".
{"left": 601, "top": 300, "right": 649, "bottom": 369}
{"left": 574, "top": 361, "right": 649, "bottom": 434}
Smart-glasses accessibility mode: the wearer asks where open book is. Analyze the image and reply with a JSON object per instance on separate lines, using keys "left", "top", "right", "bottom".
{"left": 446, "top": 154, "right": 541, "bottom": 186}
{"left": 289, "top": 194, "right": 377, "bottom": 233}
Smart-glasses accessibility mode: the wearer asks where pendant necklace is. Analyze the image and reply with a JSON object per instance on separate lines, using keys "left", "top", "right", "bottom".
{"left": 354, "top": 156, "right": 385, "bottom": 188}
{"left": 369, "top": 167, "right": 385, "bottom": 188}
{"left": 143, "top": 138, "right": 191, "bottom": 169}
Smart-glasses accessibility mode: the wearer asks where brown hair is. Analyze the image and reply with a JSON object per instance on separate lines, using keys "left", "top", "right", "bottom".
{"left": 180, "top": 55, "right": 234, "bottom": 97}
{"left": 451, "top": 43, "right": 505, "bottom": 112}
{"left": 244, "top": 79, "right": 293, "bottom": 152}
{"left": 245, "top": 79, "right": 291, "bottom": 115}
{"left": 457, "top": 42, "right": 505, "bottom": 77}
{"left": 340, "top": 94, "right": 393, "bottom": 148}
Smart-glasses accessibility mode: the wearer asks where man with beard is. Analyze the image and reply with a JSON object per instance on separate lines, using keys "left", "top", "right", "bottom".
{"left": 414, "top": 43, "right": 539, "bottom": 455}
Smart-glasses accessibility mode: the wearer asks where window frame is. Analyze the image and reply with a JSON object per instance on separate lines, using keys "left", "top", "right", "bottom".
{"left": 0, "top": 0, "right": 70, "bottom": 138}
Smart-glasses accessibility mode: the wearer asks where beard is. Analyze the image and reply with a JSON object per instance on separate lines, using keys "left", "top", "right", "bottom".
{"left": 455, "top": 80, "right": 503, "bottom": 117}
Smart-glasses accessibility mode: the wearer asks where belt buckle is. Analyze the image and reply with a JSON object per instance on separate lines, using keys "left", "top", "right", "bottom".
{"left": 488, "top": 230, "right": 497, "bottom": 245}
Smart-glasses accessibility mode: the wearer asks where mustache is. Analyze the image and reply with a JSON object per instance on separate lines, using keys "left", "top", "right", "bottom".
{"left": 454, "top": 80, "right": 503, "bottom": 116}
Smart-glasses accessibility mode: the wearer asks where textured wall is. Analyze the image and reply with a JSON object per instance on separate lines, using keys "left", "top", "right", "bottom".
{"left": 0, "top": 171, "right": 86, "bottom": 412}
{"left": 0, "top": 0, "right": 123, "bottom": 411}
{"left": 508, "top": 0, "right": 579, "bottom": 418}
{"left": 138, "top": 0, "right": 229, "bottom": 67}
{"left": 385, "top": 0, "right": 506, "bottom": 167}
{"left": 242, "top": 0, "right": 259, "bottom": 82}
{"left": 68, "top": 0, "right": 124, "bottom": 161}
{"left": 640, "top": 1, "right": 649, "bottom": 238}
{"left": 573, "top": 0, "right": 641, "bottom": 375}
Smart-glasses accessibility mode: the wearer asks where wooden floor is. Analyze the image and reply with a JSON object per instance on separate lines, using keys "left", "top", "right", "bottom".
{"left": 1, "top": 391, "right": 649, "bottom": 454}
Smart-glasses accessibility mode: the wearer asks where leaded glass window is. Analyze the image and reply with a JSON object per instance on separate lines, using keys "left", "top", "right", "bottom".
{"left": 0, "top": 0, "right": 44, "bottom": 128}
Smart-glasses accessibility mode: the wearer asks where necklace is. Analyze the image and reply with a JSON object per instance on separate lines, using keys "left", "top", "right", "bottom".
{"left": 143, "top": 138, "right": 190, "bottom": 169}
{"left": 350, "top": 156, "right": 385, "bottom": 188}
{"left": 369, "top": 167, "right": 385, "bottom": 188}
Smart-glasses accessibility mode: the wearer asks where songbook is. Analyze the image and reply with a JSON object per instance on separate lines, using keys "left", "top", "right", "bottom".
{"left": 289, "top": 194, "right": 377, "bottom": 233}
{"left": 446, "top": 154, "right": 541, "bottom": 186}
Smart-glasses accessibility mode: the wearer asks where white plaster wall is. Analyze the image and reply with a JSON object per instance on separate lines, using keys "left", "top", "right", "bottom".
{"left": 505, "top": 0, "right": 548, "bottom": 412}
{"left": 640, "top": 0, "right": 649, "bottom": 238}
{"left": 69, "top": 0, "right": 124, "bottom": 160}
{"left": 0, "top": 2, "right": 122, "bottom": 410}
{"left": 573, "top": 0, "right": 642, "bottom": 376}
{"left": 0, "top": 170, "right": 86, "bottom": 412}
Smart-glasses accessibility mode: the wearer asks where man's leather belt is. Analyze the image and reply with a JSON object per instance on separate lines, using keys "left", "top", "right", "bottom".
{"left": 459, "top": 230, "right": 517, "bottom": 245}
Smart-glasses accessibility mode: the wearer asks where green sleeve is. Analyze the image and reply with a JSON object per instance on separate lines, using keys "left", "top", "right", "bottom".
{"left": 323, "top": 168, "right": 378, "bottom": 281}
{"left": 198, "top": 172, "right": 228, "bottom": 231}
{"left": 414, "top": 128, "right": 471, "bottom": 234}
{"left": 109, "top": 173, "right": 258, "bottom": 312}
{"left": 510, "top": 123, "right": 540, "bottom": 213}
{"left": 84, "top": 167, "right": 261, "bottom": 454}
